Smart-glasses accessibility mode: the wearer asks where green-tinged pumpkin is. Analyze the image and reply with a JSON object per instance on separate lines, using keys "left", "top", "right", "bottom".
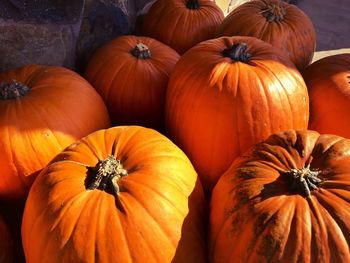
{"left": 22, "top": 126, "right": 207, "bottom": 263}
{"left": 85, "top": 35, "right": 179, "bottom": 131}
{"left": 216, "top": 0, "right": 316, "bottom": 71}
{"left": 0, "top": 65, "right": 110, "bottom": 201}
{"left": 142, "top": 0, "right": 224, "bottom": 54}
{"left": 303, "top": 53, "right": 350, "bottom": 137}
{"left": 210, "top": 130, "right": 350, "bottom": 263}
{"left": 165, "top": 36, "right": 309, "bottom": 190}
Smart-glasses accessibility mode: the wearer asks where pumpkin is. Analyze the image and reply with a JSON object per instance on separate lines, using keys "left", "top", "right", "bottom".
{"left": 0, "top": 65, "right": 110, "bottom": 202}
{"left": 85, "top": 35, "right": 179, "bottom": 131}
{"left": 0, "top": 214, "right": 13, "bottom": 263}
{"left": 165, "top": 36, "right": 309, "bottom": 190}
{"left": 302, "top": 54, "right": 350, "bottom": 138}
{"left": 209, "top": 129, "right": 350, "bottom": 262}
{"left": 22, "top": 126, "right": 207, "bottom": 263}
{"left": 141, "top": 0, "right": 224, "bottom": 54}
{"left": 216, "top": 0, "right": 316, "bottom": 71}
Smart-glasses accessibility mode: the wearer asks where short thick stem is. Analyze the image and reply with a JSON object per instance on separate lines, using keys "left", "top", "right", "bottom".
{"left": 131, "top": 43, "right": 151, "bottom": 59}
{"left": 0, "top": 79, "right": 30, "bottom": 100}
{"left": 87, "top": 155, "right": 128, "bottom": 196}
{"left": 261, "top": 3, "right": 286, "bottom": 22}
{"left": 222, "top": 43, "right": 252, "bottom": 62}
{"left": 282, "top": 165, "right": 322, "bottom": 197}
{"left": 186, "top": 0, "right": 200, "bottom": 9}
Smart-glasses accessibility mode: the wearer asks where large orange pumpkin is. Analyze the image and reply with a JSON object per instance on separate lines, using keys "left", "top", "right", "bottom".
{"left": 210, "top": 129, "right": 350, "bottom": 262}
{"left": 85, "top": 35, "right": 179, "bottom": 131}
{"left": 166, "top": 36, "right": 309, "bottom": 190}
{"left": 0, "top": 214, "right": 13, "bottom": 263}
{"left": 0, "top": 65, "right": 110, "bottom": 201}
{"left": 22, "top": 126, "right": 207, "bottom": 263}
{"left": 216, "top": 0, "right": 316, "bottom": 71}
{"left": 141, "top": 0, "right": 224, "bottom": 54}
{"left": 303, "top": 53, "right": 350, "bottom": 137}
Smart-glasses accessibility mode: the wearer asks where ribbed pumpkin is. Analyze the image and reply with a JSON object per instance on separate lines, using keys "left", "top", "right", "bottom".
{"left": 210, "top": 130, "right": 350, "bottom": 262}
{"left": 303, "top": 54, "right": 350, "bottom": 137}
{"left": 85, "top": 35, "right": 180, "bottom": 131}
{"left": 0, "top": 214, "right": 13, "bottom": 263}
{"left": 165, "top": 36, "right": 309, "bottom": 190}
{"left": 216, "top": 0, "right": 316, "bottom": 70}
{"left": 0, "top": 65, "right": 110, "bottom": 201}
{"left": 141, "top": 0, "right": 224, "bottom": 54}
{"left": 22, "top": 126, "right": 207, "bottom": 263}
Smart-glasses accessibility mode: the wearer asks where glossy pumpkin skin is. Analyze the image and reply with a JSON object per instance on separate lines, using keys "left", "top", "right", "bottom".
{"left": 165, "top": 36, "right": 309, "bottom": 190}
{"left": 142, "top": 0, "right": 224, "bottom": 54}
{"left": 86, "top": 35, "right": 180, "bottom": 130}
{"left": 303, "top": 54, "right": 350, "bottom": 137}
{"left": 0, "top": 65, "right": 110, "bottom": 201}
{"left": 216, "top": 0, "right": 316, "bottom": 70}
{"left": 210, "top": 130, "right": 350, "bottom": 263}
{"left": 0, "top": 214, "right": 13, "bottom": 263}
{"left": 22, "top": 126, "right": 207, "bottom": 263}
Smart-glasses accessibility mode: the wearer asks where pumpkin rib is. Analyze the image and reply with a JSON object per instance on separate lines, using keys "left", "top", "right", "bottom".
{"left": 124, "top": 176, "right": 185, "bottom": 217}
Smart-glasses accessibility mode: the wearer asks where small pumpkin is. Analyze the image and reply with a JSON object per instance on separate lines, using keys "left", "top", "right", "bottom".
{"left": 210, "top": 130, "right": 350, "bottom": 262}
{"left": 216, "top": 0, "right": 316, "bottom": 70}
{"left": 165, "top": 36, "right": 309, "bottom": 190}
{"left": 141, "top": 0, "right": 224, "bottom": 54}
{"left": 0, "top": 214, "right": 13, "bottom": 263}
{"left": 22, "top": 126, "right": 207, "bottom": 263}
{"left": 302, "top": 53, "right": 350, "bottom": 138}
{"left": 86, "top": 35, "right": 180, "bottom": 131}
{"left": 0, "top": 65, "right": 110, "bottom": 201}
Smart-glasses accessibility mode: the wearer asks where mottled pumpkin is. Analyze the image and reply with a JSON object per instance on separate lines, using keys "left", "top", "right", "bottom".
{"left": 210, "top": 130, "right": 350, "bottom": 263}
{"left": 216, "top": 0, "right": 316, "bottom": 70}
{"left": 166, "top": 36, "right": 309, "bottom": 190}
{"left": 85, "top": 35, "right": 179, "bottom": 131}
{"left": 142, "top": 0, "right": 224, "bottom": 54}
{"left": 0, "top": 65, "right": 110, "bottom": 201}
{"left": 22, "top": 126, "right": 207, "bottom": 263}
{"left": 303, "top": 53, "right": 350, "bottom": 137}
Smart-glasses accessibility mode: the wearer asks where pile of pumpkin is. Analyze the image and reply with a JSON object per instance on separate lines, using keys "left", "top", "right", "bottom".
{"left": 1, "top": 0, "right": 349, "bottom": 262}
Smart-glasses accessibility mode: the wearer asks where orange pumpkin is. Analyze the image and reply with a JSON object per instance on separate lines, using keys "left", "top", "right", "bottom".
{"left": 303, "top": 53, "right": 350, "bottom": 137}
{"left": 210, "top": 130, "right": 350, "bottom": 262}
{"left": 85, "top": 35, "right": 179, "bottom": 130}
{"left": 22, "top": 126, "right": 207, "bottom": 263}
{"left": 216, "top": 0, "right": 316, "bottom": 70}
{"left": 142, "top": 0, "right": 224, "bottom": 54}
{"left": 0, "top": 65, "right": 110, "bottom": 201}
{"left": 166, "top": 36, "right": 309, "bottom": 190}
{"left": 0, "top": 214, "right": 13, "bottom": 263}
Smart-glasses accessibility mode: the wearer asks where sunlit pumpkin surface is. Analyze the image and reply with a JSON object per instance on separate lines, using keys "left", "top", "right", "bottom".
{"left": 303, "top": 54, "right": 350, "bottom": 138}
{"left": 166, "top": 36, "right": 309, "bottom": 190}
{"left": 210, "top": 130, "right": 350, "bottom": 262}
{"left": 0, "top": 65, "right": 110, "bottom": 201}
{"left": 22, "top": 126, "right": 206, "bottom": 263}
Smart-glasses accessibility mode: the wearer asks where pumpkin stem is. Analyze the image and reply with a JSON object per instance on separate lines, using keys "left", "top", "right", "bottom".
{"left": 282, "top": 164, "right": 323, "bottom": 197}
{"left": 260, "top": 2, "right": 286, "bottom": 22}
{"left": 0, "top": 79, "right": 30, "bottom": 100}
{"left": 87, "top": 155, "right": 128, "bottom": 196}
{"left": 222, "top": 43, "right": 252, "bottom": 62}
{"left": 186, "top": 0, "right": 200, "bottom": 9}
{"left": 131, "top": 43, "right": 151, "bottom": 59}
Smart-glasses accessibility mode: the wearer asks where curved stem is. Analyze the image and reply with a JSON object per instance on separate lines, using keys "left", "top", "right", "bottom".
{"left": 87, "top": 155, "right": 128, "bottom": 196}
{"left": 186, "top": 0, "right": 200, "bottom": 9}
{"left": 282, "top": 164, "right": 323, "bottom": 197}
{"left": 131, "top": 43, "right": 151, "bottom": 59}
{"left": 0, "top": 79, "right": 30, "bottom": 100}
{"left": 222, "top": 43, "right": 252, "bottom": 63}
